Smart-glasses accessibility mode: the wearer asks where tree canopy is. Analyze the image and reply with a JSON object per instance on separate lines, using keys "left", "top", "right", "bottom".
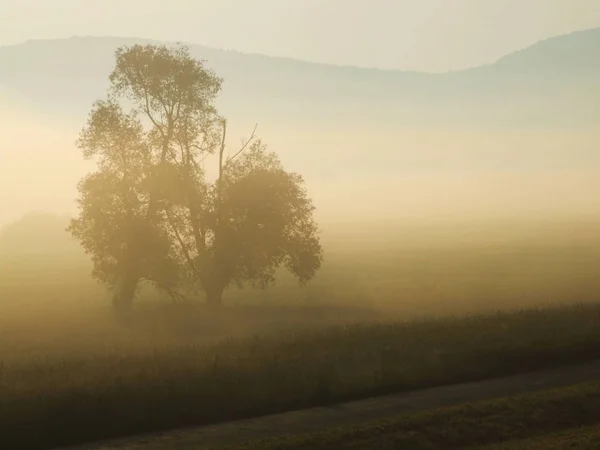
{"left": 69, "top": 44, "right": 323, "bottom": 311}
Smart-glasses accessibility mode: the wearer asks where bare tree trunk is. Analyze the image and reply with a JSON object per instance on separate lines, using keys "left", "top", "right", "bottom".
{"left": 204, "top": 282, "right": 225, "bottom": 308}
{"left": 113, "top": 178, "right": 160, "bottom": 316}
{"left": 112, "top": 271, "right": 139, "bottom": 317}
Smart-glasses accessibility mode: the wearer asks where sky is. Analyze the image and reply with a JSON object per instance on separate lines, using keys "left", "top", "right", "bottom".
{"left": 2, "top": 0, "right": 600, "bottom": 228}
{"left": 2, "top": 0, "right": 600, "bottom": 72}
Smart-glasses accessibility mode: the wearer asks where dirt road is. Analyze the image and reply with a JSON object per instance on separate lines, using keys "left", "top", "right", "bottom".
{"left": 64, "top": 359, "right": 600, "bottom": 450}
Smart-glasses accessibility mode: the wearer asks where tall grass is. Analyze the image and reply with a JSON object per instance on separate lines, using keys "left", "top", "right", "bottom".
{"left": 2, "top": 222, "right": 600, "bottom": 448}
{"left": 1, "top": 303, "right": 600, "bottom": 449}
{"left": 232, "top": 382, "right": 600, "bottom": 450}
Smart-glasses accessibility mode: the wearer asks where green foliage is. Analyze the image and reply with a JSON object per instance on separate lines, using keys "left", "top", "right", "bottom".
{"left": 109, "top": 44, "right": 222, "bottom": 125}
{"left": 68, "top": 100, "right": 177, "bottom": 287}
{"left": 69, "top": 43, "right": 323, "bottom": 306}
{"left": 210, "top": 141, "right": 323, "bottom": 288}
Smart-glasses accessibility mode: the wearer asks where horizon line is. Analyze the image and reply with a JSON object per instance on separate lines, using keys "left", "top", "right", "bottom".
{"left": 1, "top": 26, "right": 598, "bottom": 75}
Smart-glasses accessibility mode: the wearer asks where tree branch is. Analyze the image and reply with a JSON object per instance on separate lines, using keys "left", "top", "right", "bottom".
{"left": 164, "top": 208, "right": 197, "bottom": 273}
{"left": 159, "top": 286, "right": 190, "bottom": 304}
{"left": 223, "top": 123, "right": 258, "bottom": 170}
{"left": 134, "top": 67, "right": 165, "bottom": 137}
{"left": 218, "top": 118, "right": 228, "bottom": 180}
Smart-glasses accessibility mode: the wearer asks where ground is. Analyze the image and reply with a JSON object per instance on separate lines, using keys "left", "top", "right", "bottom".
{"left": 67, "top": 359, "right": 600, "bottom": 450}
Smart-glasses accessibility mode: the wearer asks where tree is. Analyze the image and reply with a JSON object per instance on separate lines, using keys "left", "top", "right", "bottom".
{"left": 169, "top": 127, "right": 323, "bottom": 306}
{"left": 68, "top": 99, "right": 180, "bottom": 309}
{"left": 70, "top": 44, "right": 222, "bottom": 312}
{"left": 69, "top": 44, "right": 323, "bottom": 312}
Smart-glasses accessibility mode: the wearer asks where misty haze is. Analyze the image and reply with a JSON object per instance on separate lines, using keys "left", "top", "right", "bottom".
{"left": 2, "top": 3, "right": 600, "bottom": 449}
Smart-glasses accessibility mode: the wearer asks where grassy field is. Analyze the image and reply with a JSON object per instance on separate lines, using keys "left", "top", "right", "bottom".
{"left": 2, "top": 220, "right": 600, "bottom": 449}
{"left": 225, "top": 381, "right": 600, "bottom": 450}
{"left": 3, "top": 218, "right": 600, "bottom": 314}
{"left": 476, "top": 424, "right": 600, "bottom": 449}
{"left": 2, "top": 303, "right": 600, "bottom": 449}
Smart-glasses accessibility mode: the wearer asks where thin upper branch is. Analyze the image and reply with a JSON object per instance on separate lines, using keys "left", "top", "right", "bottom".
{"left": 218, "top": 118, "right": 228, "bottom": 180}
{"left": 223, "top": 123, "right": 258, "bottom": 170}
{"left": 134, "top": 67, "right": 165, "bottom": 137}
{"left": 164, "top": 208, "right": 197, "bottom": 273}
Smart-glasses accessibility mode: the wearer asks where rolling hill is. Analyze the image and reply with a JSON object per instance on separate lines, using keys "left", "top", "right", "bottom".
{"left": 1, "top": 28, "right": 600, "bottom": 227}
{"left": 0, "top": 27, "right": 599, "bottom": 128}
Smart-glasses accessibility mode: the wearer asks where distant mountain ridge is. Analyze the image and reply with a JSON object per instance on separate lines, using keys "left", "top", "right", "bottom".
{"left": 2, "top": 29, "right": 600, "bottom": 230}
{"left": 1, "top": 27, "right": 599, "bottom": 127}
{"left": 493, "top": 27, "right": 600, "bottom": 72}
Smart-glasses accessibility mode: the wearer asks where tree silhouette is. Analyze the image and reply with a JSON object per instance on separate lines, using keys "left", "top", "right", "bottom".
{"left": 69, "top": 44, "right": 323, "bottom": 312}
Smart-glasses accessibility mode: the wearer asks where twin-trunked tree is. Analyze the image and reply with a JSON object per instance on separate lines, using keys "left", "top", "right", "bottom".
{"left": 69, "top": 45, "right": 323, "bottom": 312}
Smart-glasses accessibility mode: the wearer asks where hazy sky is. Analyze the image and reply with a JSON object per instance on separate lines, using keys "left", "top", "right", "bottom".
{"left": 3, "top": 0, "right": 599, "bottom": 71}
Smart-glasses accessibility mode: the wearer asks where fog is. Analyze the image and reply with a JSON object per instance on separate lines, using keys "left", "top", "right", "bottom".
{"left": 3, "top": 84, "right": 600, "bottom": 324}
{"left": 2, "top": 102, "right": 600, "bottom": 228}
{"left": 0, "top": 24, "right": 599, "bottom": 375}
{"left": 4, "top": 22, "right": 600, "bottom": 448}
